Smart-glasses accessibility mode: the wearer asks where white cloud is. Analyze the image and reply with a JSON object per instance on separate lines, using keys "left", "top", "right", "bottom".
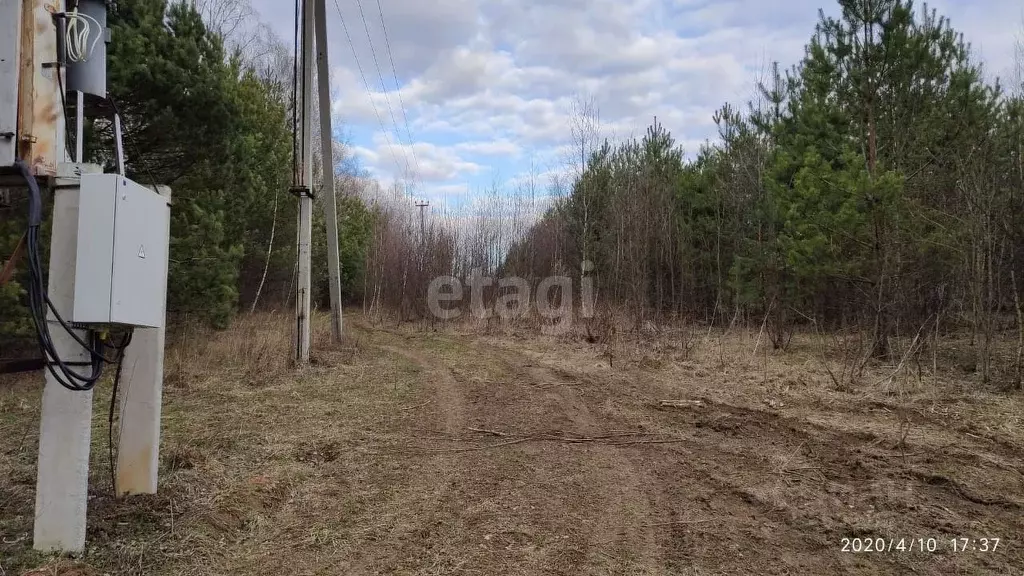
{"left": 249, "top": 0, "right": 1024, "bottom": 192}
{"left": 453, "top": 140, "right": 523, "bottom": 156}
{"left": 353, "top": 133, "right": 486, "bottom": 183}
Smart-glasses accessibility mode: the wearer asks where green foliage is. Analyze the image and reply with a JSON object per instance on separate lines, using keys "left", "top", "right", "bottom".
{"left": 0, "top": 282, "right": 31, "bottom": 340}
{"left": 101, "top": 0, "right": 370, "bottom": 327}
{"left": 523, "top": 0, "right": 1022, "bottom": 367}
{"left": 1, "top": 203, "right": 51, "bottom": 346}
{"left": 336, "top": 194, "right": 374, "bottom": 298}
{"left": 2, "top": 0, "right": 375, "bottom": 344}
{"left": 167, "top": 203, "right": 243, "bottom": 328}
{"left": 0, "top": 218, "right": 29, "bottom": 341}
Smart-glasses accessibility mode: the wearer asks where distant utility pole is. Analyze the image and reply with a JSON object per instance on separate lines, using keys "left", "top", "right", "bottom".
{"left": 415, "top": 199, "right": 429, "bottom": 248}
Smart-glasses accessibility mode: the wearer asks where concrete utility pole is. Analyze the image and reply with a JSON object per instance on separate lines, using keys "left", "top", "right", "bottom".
{"left": 314, "top": 0, "right": 344, "bottom": 343}
{"left": 15, "top": 0, "right": 88, "bottom": 553}
{"left": 294, "top": 0, "right": 315, "bottom": 363}
{"left": 116, "top": 185, "right": 172, "bottom": 496}
{"left": 414, "top": 199, "right": 429, "bottom": 277}
{"left": 415, "top": 199, "right": 429, "bottom": 247}
{"left": 4, "top": 0, "right": 171, "bottom": 553}
{"left": 34, "top": 165, "right": 92, "bottom": 553}
{"left": 293, "top": 0, "right": 345, "bottom": 358}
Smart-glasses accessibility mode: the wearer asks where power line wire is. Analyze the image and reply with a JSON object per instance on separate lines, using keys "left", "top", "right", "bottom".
{"left": 332, "top": 0, "right": 407, "bottom": 178}
{"left": 354, "top": 0, "right": 413, "bottom": 178}
{"left": 292, "top": 0, "right": 301, "bottom": 185}
{"left": 374, "top": 0, "right": 420, "bottom": 173}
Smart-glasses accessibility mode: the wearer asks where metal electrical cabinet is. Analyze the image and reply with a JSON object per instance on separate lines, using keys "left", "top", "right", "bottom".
{"left": 72, "top": 174, "right": 170, "bottom": 328}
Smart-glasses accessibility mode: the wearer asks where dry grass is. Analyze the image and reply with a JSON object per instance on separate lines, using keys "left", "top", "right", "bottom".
{"left": 0, "top": 311, "right": 370, "bottom": 575}
{"left": 164, "top": 313, "right": 292, "bottom": 388}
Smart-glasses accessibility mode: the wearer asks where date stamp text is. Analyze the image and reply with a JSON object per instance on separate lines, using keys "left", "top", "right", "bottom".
{"left": 840, "top": 537, "right": 1002, "bottom": 553}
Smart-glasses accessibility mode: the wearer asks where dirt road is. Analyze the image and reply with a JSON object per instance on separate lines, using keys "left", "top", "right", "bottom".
{"left": 345, "top": 327, "right": 1024, "bottom": 576}
{"left": 2, "top": 317, "right": 1023, "bottom": 575}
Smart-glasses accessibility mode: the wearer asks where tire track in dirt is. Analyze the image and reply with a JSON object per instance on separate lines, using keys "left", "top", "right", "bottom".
{"left": 501, "top": 351, "right": 665, "bottom": 574}
{"left": 476, "top": 338, "right": 844, "bottom": 574}
{"left": 355, "top": 334, "right": 622, "bottom": 575}
{"left": 492, "top": 340, "right": 1024, "bottom": 574}
{"left": 643, "top": 399, "right": 1024, "bottom": 573}
{"left": 348, "top": 328, "right": 1024, "bottom": 574}
{"left": 379, "top": 343, "right": 465, "bottom": 435}
{"left": 376, "top": 332, "right": 669, "bottom": 574}
{"left": 446, "top": 336, "right": 666, "bottom": 573}
{"left": 341, "top": 341, "right": 473, "bottom": 574}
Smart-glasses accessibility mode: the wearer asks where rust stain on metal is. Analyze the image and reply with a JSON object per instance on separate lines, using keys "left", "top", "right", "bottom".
{"left": 17, "top": 0, "right": 60, "bottom": 175}
{"left": 31, "top": 0, "right": 59, "bottom": 174}
{"left": 17, "top": 0, "right": 34, "bottom": 162}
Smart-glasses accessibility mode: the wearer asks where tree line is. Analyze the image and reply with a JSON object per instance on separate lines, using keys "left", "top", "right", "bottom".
{"left": 3, "top": 0, "right": 1022, "bottom": 388}
{"left": 1, "top": 0, "right": 377, "bottom": 348}
{"left": 502, "top": 0, "right": 1024, "bottom": 384}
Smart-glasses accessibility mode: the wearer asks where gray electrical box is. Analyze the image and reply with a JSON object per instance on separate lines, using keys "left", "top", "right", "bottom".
{"left": 65, "top": 0, "right": 110, "bottom": 102}
{"left": 72, "top": 173, "right": 170, "bottom": 328}
{"left": 0, "top": 0, "right": 22, "bottom": 167}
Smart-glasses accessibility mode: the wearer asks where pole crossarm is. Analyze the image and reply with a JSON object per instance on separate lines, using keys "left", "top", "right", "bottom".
{"left": 289, "top": 184, "right": 315, "bottom": 199}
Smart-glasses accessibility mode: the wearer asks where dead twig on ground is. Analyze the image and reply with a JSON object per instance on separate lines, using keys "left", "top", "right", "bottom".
{"left": 409, "top": 431, "right": 690, "bottom": 453}
{"left": 419, "top": 437, "right": 538, "bottom": 453}
{"left": 1012, "top": 270, "right": 1023, "bottom": 390}
{"left": 631, "top": 518, "right": 717, "bottom": 528}
{"left": 657, "top": 400, "right": 705, "bottom": 409}
{"left": 897, "top": 412, "right": 912, "bottom": 466}
{"left": 606, "top": 438, "right": 689, "bottom": 446}
{"left": 876, "top": 315, "right": 933, "bottom": 396}
{"left": 467, "top": 427, "right": 509, "bottom": 437}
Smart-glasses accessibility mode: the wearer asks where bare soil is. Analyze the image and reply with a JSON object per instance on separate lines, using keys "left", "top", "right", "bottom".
{"left": 2, "top": 313, "right": 1023, "bottom": 575}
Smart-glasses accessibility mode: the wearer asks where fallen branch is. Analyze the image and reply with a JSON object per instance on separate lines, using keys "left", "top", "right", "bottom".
{"left": 419, "top": 437, "right": 538, "bottom": 453}
{"left": 773, "top": 466, "right": 821, "bottom": 473}
{"left": 606, "top": 438, "right": 689, "bottom": 446}
{"left": 658, "top": 400, "right": 705, "bottom": 409}
{"left": 467, "top": 426, "right": 509, "bottom": 437}
{"left": 0, "top": 232, "right": 26, "bottom": 286}
{"left": 633, "top": 518, "right": 717, "bottom": 528}
{"left": 406, "top": 431, "right": 689, "bottom": 453}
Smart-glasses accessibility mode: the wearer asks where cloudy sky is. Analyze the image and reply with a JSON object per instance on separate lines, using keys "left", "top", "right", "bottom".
{"left": 248, "top": 0, "right": 1022, "bottom": 208}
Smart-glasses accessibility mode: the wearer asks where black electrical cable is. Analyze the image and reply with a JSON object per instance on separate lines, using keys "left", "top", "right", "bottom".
{"left": 28, "top": 223, "right": 109, "bottom": 360}
{"left": 26, "top": 221, "right": 103, "bottom": 390}
{"left": 16, "top": 159, "right": 129, "bottom": 392}
{"left": 107, "top": 336, "right": 130, "bottom": 494}
{"left": 27, "top": 232, "right": 103, "bottom": 390}
{"left": 292, "top": 0, "right": 301, "bottom": 185}
{"left": 53, "top": 26, "right": 76, "bottom": 159}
